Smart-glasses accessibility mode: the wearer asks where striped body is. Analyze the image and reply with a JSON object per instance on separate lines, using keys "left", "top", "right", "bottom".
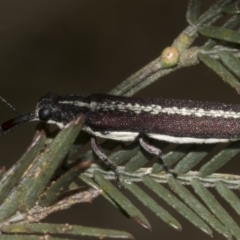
{"left": 27, "top": 93, "right": 240, "bottom": 144}
{"left": 2, "top": 92, "right": 240, "bottom": 186}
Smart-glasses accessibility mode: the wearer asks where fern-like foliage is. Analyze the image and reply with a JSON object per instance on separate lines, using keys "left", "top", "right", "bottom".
{"left": 2, "top": 0, "right": 240, "bottom": 239}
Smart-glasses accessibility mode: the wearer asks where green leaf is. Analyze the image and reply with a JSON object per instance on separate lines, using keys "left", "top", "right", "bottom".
{"left": 191, "top": 179, "right": 240, "bottom": 239}
{"left": 122, "top": 177, "right": 181, "bottom": 231}
{"left": 0, "top": 116, "right": 84, "bottom": 222}
{"left": 1, "top": 223, "right": 134, "bottom": 239}
{"left": 0, "top": 131, "right": 46, "bottom": 205}
{"left": 39, "top": 159, "right": 90, "bottom": 207}
{"left": 222, "top": 2, "right": 240, "bottom": 14}
{"left": 215, "top": 181, "right": 240, "bottom": 215}
{"left": 198, "top": 26, "right": 240, "bottom": 44}
{"left": 220, "top": 52, "right": 240, "bottom": 93}
{"left": 198, "top": 53, "right": 240, "bottom": 93}
{"left": 168, "top": 176, "right": 231, "bottom": 238}
{"left": 152, "top": 144, "right": 193, "bottom": 173}
{"left": 0, "top": 236, "right": 65, "bottom": 240}
{"left": 199, "top": 141, "right": 240, "bottom": 177}
{"left": 93, "top": 171, "right": 151, "bottom": 230}
{"left": 142, "top": 176, "right": 213, "bottom": 236}
{"left": 187, "top": 0, "right": 202, "bottom": 25}
{"left": 174, "top": 144, "right": 215, "bottom": 175}
{"left": 80, "top": 174, "right": 120, "bottom": 208}
{"left": 124, "top": 142, "right": 168, "bottom": 172}
{"left": 19, "top": 116, "right": 84, "bottom": 211}
{"left": 204, "top": 15, "right": 240, "bottom": 49}
{"left": 124, "top": 150, "right": 152, "bottom": 173}
{"left": 110, "top": 142, "right": 140, "bottom": 165}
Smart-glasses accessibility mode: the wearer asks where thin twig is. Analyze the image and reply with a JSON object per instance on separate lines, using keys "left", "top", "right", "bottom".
{"left": 84, "top": 164, "right": 240, "bottom": 189}
{"left": 6, "top": 188, "right": 101, "bottom": 225}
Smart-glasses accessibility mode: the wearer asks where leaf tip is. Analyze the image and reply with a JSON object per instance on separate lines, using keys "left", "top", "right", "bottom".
{"left": 133, "top": 216, "right": 151, "bottom": 231}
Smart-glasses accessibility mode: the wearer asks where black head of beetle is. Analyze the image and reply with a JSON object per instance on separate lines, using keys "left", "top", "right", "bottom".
{"left": 0, "top": 92, "right": 89, "bottom": 135}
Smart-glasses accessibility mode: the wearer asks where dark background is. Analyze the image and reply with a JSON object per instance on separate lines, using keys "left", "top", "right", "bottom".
{"left": 0, "top": 1, "right": 239, "bottom": 239}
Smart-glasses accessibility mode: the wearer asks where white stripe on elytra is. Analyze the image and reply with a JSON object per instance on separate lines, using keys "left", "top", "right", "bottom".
{"left": 84, "top": 127, "right": 139, "bottom": 141}
{"left": 60, "top": 101, "right": 240, "bottom": 118}
{"left": 59, "top": 101, "right": 91, "bottom": 108}
{"left": 147, "top": 133, "right": 236, "bottom": 144}
{"left": 84, "top": 126, "right": 236, "bottom": 143}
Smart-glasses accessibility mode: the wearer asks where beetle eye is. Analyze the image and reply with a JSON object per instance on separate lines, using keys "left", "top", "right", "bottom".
{"left": 38, "top": 108, "right": 52, "bottom": 121}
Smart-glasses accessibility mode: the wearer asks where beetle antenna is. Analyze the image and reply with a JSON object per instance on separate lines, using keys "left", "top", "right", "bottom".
{"left": 0, "top": 95, "right": 20, "bottom": 115}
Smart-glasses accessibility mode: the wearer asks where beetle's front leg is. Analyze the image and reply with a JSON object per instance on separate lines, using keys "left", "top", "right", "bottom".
{"left": 91, "top": 137, "right": 122, "bottom": 188}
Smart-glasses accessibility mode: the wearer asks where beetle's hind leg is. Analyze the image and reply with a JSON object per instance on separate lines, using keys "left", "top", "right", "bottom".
{"left": 139, "top": 135, "right": 176, "bottom": 177}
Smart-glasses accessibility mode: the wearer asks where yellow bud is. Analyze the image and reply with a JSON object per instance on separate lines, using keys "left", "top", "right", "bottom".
{"left": 160, "top": 46, "right": 179, "bottom": 68}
